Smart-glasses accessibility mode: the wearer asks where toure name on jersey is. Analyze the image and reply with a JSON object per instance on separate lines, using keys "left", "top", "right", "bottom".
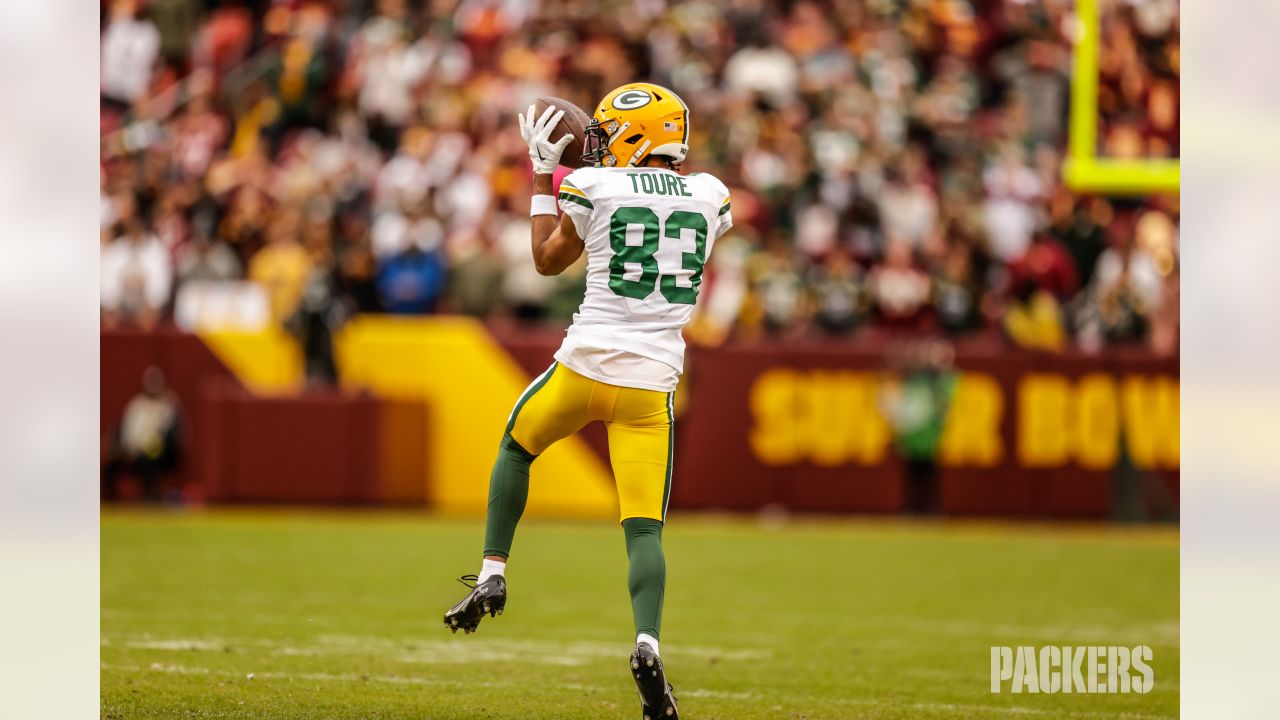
{"left": 627, "top": 172, "right": 692, "bottom": 197}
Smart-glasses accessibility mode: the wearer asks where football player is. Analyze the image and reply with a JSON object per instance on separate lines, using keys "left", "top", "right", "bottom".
{"left": 445, "top": 83, "right": 732, "bottom": 720}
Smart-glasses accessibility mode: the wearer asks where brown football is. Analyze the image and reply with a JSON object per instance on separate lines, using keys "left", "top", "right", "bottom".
{"left": 532, "top": 96, "right": 593, "bottom": 169}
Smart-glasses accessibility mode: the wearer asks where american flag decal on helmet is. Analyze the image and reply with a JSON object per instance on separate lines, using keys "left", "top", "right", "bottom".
{"left": 664, "top": 122, "right": 678, "bottom": 132}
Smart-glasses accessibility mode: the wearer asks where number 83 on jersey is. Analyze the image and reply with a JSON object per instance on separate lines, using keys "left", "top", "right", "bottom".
{"left": 608, "top": 207, "right": 709, "bottom": 305}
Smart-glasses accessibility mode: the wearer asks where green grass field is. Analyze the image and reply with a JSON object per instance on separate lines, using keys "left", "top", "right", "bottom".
{"left": 101, "top": 510, "right": 1178, "bottom": 719}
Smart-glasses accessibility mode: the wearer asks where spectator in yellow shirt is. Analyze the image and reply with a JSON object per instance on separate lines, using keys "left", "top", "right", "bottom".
{"left": 249, "top": 210, "right": 312, "bottom": 324}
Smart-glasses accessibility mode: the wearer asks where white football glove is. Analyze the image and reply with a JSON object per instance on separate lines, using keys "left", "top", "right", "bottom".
{"left": 518, "top": 104, "right": 573, "bottom": 175}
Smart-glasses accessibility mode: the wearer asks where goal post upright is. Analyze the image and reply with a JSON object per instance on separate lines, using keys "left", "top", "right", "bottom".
{"left": 1063, "top": 0, "right": 1180, "bottom": 196}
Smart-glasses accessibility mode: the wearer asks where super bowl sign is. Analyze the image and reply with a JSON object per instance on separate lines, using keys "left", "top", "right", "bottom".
{"left": 672, "top": 343, "right": 1179, "bottom": 517}
{"left": 747, "top": 370, "right": 1178, "bottom": 470}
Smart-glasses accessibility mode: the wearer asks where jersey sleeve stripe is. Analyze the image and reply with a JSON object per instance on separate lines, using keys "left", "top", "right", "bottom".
{"left": 559, "top": 192, "right": 593, "bottom": 209}
{"left": 559, "top": 184, "right": 587, "bottom": 198}
{"left": 718, "top": 201, "right": 731, "bottom": 216}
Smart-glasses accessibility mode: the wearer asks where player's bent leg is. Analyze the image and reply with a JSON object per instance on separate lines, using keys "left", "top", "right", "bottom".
{"left": 445, "top": 363, "right": 593, "bottom": 634}
{"left": 483, "top": 363, "right": 593, "bottom": 558}
{"left": 482, "top": 432, "right": 536, "bottom": 560}
{"left": 445, "top": 432, "right": 530, "bottom": 633}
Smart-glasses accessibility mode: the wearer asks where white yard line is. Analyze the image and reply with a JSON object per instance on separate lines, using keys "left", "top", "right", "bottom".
{"left": 105, "top": 632, "right": 769, "bottom": 666}
{"left": 102, "top": 613, "right": 1179, "bottom": 646}
{"left": 124, "top": 639, "right": 231, "bottom": 651}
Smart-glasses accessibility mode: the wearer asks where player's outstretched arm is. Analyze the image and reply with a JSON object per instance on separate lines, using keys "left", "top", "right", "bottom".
{"left": 519, "top": 104, "right": 583, "bottom": 276}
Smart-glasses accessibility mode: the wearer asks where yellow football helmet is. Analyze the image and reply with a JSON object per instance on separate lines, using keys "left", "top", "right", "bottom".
{"left": 582, "top": 82, "right": 690, "bottom": 168}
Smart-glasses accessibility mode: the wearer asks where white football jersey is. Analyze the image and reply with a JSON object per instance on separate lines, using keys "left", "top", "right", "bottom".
{"left": 555, "top": 166, "right": 733, "bottom": 392}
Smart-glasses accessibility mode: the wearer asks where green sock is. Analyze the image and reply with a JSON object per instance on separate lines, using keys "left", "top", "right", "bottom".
{"left": 483, "top": 433, "right": 535, "bottom": 558}
{"left": 623, "top": 517, "right": 666, "bottom": 640}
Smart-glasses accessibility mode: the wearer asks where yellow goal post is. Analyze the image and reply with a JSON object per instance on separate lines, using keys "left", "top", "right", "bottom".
{"left": 1063, "top": 0, "right": 1179, "bottom": 195}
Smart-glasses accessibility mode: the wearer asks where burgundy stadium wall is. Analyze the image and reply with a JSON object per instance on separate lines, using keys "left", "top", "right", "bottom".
{"left": 102, "top": 328, "right": 1178, "bottom": 518}
{"left": 101, "top": 329, "right": 427, "bottom": 504}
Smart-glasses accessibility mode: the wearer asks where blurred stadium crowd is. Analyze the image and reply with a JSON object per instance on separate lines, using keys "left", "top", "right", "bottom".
{"left": 100, "top": 0, "right": 1179, "bottom": 358}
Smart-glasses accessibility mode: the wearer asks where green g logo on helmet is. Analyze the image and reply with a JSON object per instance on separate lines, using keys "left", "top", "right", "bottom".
{"left": 611, "top": 90, "right": 653, "bottom": 110}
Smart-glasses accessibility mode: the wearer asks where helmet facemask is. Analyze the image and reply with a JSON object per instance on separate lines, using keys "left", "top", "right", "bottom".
{"left": 582, "top": 118, "right": 613, "bottom": 167}
{"left": 583, "top": 117, "right": 646, "bottom": 167}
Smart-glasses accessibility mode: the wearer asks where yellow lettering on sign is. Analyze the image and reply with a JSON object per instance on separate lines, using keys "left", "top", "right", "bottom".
{"left": 1120, "top": 375, "right": 1179, "bottom": 468}
{"left": 1015, "top": 372, "right": 1178, "bottom": 470}
{"left": 1018, "top": 374, "right": 1072, "bottom": 467}
{"left": 850, "top": 374, "right": 891, "bottom": 465}
{"left": 749, "top": 368, "right": 1177, "bottom": 471}
{"left": 1074, "top": 373, "right": 1119, "bottom": 470}
{"left": 807, "top": 371, "right": 855, "bottom": 466}
{"left": 748, "top": 369, "right": 891, "bottom": 466}
{"left": 749, "top": 368, "right": 804, "bottom": 466}
{"left": 938, "top": 374, "right": 1004, "bottom": 467}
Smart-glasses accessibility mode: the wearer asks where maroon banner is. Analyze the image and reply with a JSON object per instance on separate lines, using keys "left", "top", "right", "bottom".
{"left": 492, "top": 323, "right": 1179, "bottom": 519}
{"left": 203, "top": 385, "right": 381, "bottom": 504}
{"left": 103, "top": 326, "right": 1178, "bottom": 518}
{"left": 101, "top": 329, "right": 429, "bottom": 504}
